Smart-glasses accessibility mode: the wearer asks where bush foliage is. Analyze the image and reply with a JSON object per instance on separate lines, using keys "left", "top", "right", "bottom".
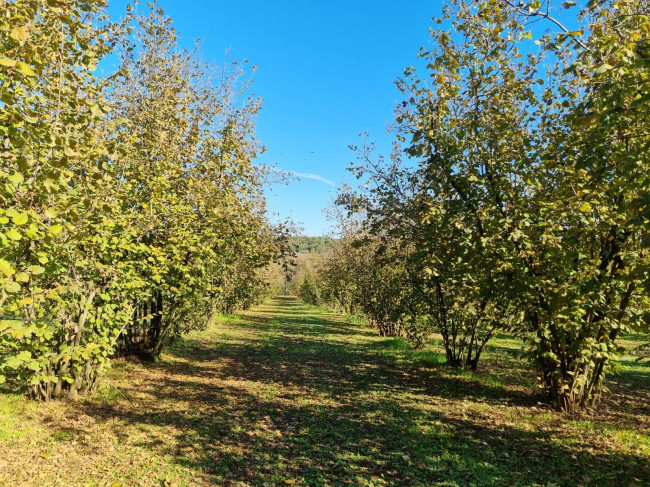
{"left": 306, "top": 0, "right": 650, "bottom": 413}
{"left": 0, "top": 0, "right": 289, "bottom": 400}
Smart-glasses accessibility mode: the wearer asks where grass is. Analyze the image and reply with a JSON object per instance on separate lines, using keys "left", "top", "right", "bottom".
{"left": 0, "top": 296, "right": 648, "bottom": 486}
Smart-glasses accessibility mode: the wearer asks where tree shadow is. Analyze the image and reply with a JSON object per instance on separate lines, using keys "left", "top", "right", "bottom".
{"left": 70, "top": 297, "right": 648, "bottom": 486}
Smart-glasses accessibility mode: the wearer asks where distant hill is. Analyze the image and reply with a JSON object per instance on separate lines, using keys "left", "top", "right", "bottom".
{"left": 290, "top": 236, "right": 334, "bottom": 254}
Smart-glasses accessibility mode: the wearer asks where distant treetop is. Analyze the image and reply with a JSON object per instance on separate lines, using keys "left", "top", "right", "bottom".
{"left": 290, "top": 236, "right": 334, "bottom": 254}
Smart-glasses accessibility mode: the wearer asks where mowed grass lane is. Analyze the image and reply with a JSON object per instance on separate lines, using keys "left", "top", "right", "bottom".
{"left": 0, "top": 296, "right": 648, "bottom": 486}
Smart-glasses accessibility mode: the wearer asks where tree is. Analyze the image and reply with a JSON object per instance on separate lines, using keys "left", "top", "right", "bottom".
{"left": 340, "top": 132, "right": 508, "bottom": 368}
{"left": 0, "top": 0, "right": 289, "bottom": 399}
{"left": 381, "top": 0, "right": 650, "bottom": 410}
{"left": 0, "top": 0, "right": 134, "bottom": 399}
{"left": 108, "top": 3, "right": 285, "bottom": 359}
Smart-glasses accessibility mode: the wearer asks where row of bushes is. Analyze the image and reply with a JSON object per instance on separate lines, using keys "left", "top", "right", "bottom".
{"left": 0, "top": 1, "right": 288, "bottom": 400}
{"left": 298, "top": 0, "right": 650, "bottom": 414}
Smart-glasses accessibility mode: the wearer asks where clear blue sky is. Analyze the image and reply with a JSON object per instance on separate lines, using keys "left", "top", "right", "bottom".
{"left": 106, "top": 0, "right": 442, "bottom": 236}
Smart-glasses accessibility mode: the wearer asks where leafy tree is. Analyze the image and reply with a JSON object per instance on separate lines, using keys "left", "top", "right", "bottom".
{"left": 316, "top": 236, "right": 362, "bottom": 315}
{"left": 339, "top": 133, "right": 507, "bottom": 367}
{"left": 0, "top": 0, "right": 134, "bottom": 399}
{"left": 523, "top": 0, "right": 650, "bottom": 411}
{"left": 298, "top": 271, "right": 321, "bottom": 306}
{"left": 108, "top": 3, "right": 285, "bottom": 358}
{"left": 0, "top": 0, "right": 289, "bottom": 398}
{"left": 364, "top": 0, "right": 650, "bottom": 410}
{"left": 290, "top": 236, "right": 334, "bottom": 254}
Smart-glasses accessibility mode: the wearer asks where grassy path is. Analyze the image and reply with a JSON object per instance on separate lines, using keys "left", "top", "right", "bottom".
{"left": 1, "top": 296, "right": 648, "bottom": 486}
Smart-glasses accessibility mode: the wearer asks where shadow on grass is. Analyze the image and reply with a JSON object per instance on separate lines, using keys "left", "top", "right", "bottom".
{"left": 0, "top": 385, "right": 24, "bottom": 396}
{"left": 74, "top": 297, "right": 648, "bottom": 486}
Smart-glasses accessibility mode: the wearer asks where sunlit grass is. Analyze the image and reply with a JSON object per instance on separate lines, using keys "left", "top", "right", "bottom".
{"left": 0, "top": 297, "right": 648, "bottom": 486}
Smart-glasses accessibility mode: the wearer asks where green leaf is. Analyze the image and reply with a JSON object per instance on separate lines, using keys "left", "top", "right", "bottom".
{"left": 8, "top": 172, "right": 24, "bottom": 185}
{"left": 12, "top": 213, "right": 28, "bottom": 226}
{"left": 594, "top": 64, "right": 612, "bottom": 75}
{"left": 28, "top": 265, "right": 46, "bottom": 275}
{"left": 5, "top": 281, "right": 20, "bottom": 293}
{"left": 579, "top": 202, "right": 592, "bottom": 213}
{"left": 6, "top": 229, "right": 21, "bottom": 241}
{"left": 48, "top": 224, "right": 63, "bottom": 236}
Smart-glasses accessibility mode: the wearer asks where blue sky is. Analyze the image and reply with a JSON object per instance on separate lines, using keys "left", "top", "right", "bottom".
{"left": 106, "top": 0, "right": 442, "bottom": 236}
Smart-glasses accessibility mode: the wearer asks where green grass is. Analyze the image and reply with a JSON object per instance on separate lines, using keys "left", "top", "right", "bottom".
{"left": 0, "top": 296, "right": 648, "bottom": 486}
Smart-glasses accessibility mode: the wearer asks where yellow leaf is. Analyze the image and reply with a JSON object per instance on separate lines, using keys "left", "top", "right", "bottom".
{"left": 16, "top": 62, "right": 35, "bottom": 77}
{"left": 15, "top": 272, "right": 29, "bottom": 283}
{"left": 0, "top": 259, "right": 15, "bottom": 277}
{"left": 579, "top": 202, "right": 592, "bottom": 213}
{"left": 10, "top": 26, "right": 29, "bottom": 42}
{"left": 9, "top": 172, "right": 24, "bottom": 185}
{"left": 0, "top": 57, "right": 16, "bottom": 67}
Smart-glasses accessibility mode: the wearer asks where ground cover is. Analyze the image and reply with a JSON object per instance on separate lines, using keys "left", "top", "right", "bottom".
{"left": 1, "top": 297, "right": 648, "bottom": 486}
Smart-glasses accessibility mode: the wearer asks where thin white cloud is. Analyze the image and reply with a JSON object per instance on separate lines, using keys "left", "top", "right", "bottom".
{"left": 291, "top": 171, "right": 336, "bottom": 186}
{"left": 270, "top": 168, "right": 336, "bottom": 187}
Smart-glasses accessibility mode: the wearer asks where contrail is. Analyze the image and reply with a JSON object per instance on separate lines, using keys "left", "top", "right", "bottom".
{"left": 270, "top": 168, "right": 336, "bottom": 187}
